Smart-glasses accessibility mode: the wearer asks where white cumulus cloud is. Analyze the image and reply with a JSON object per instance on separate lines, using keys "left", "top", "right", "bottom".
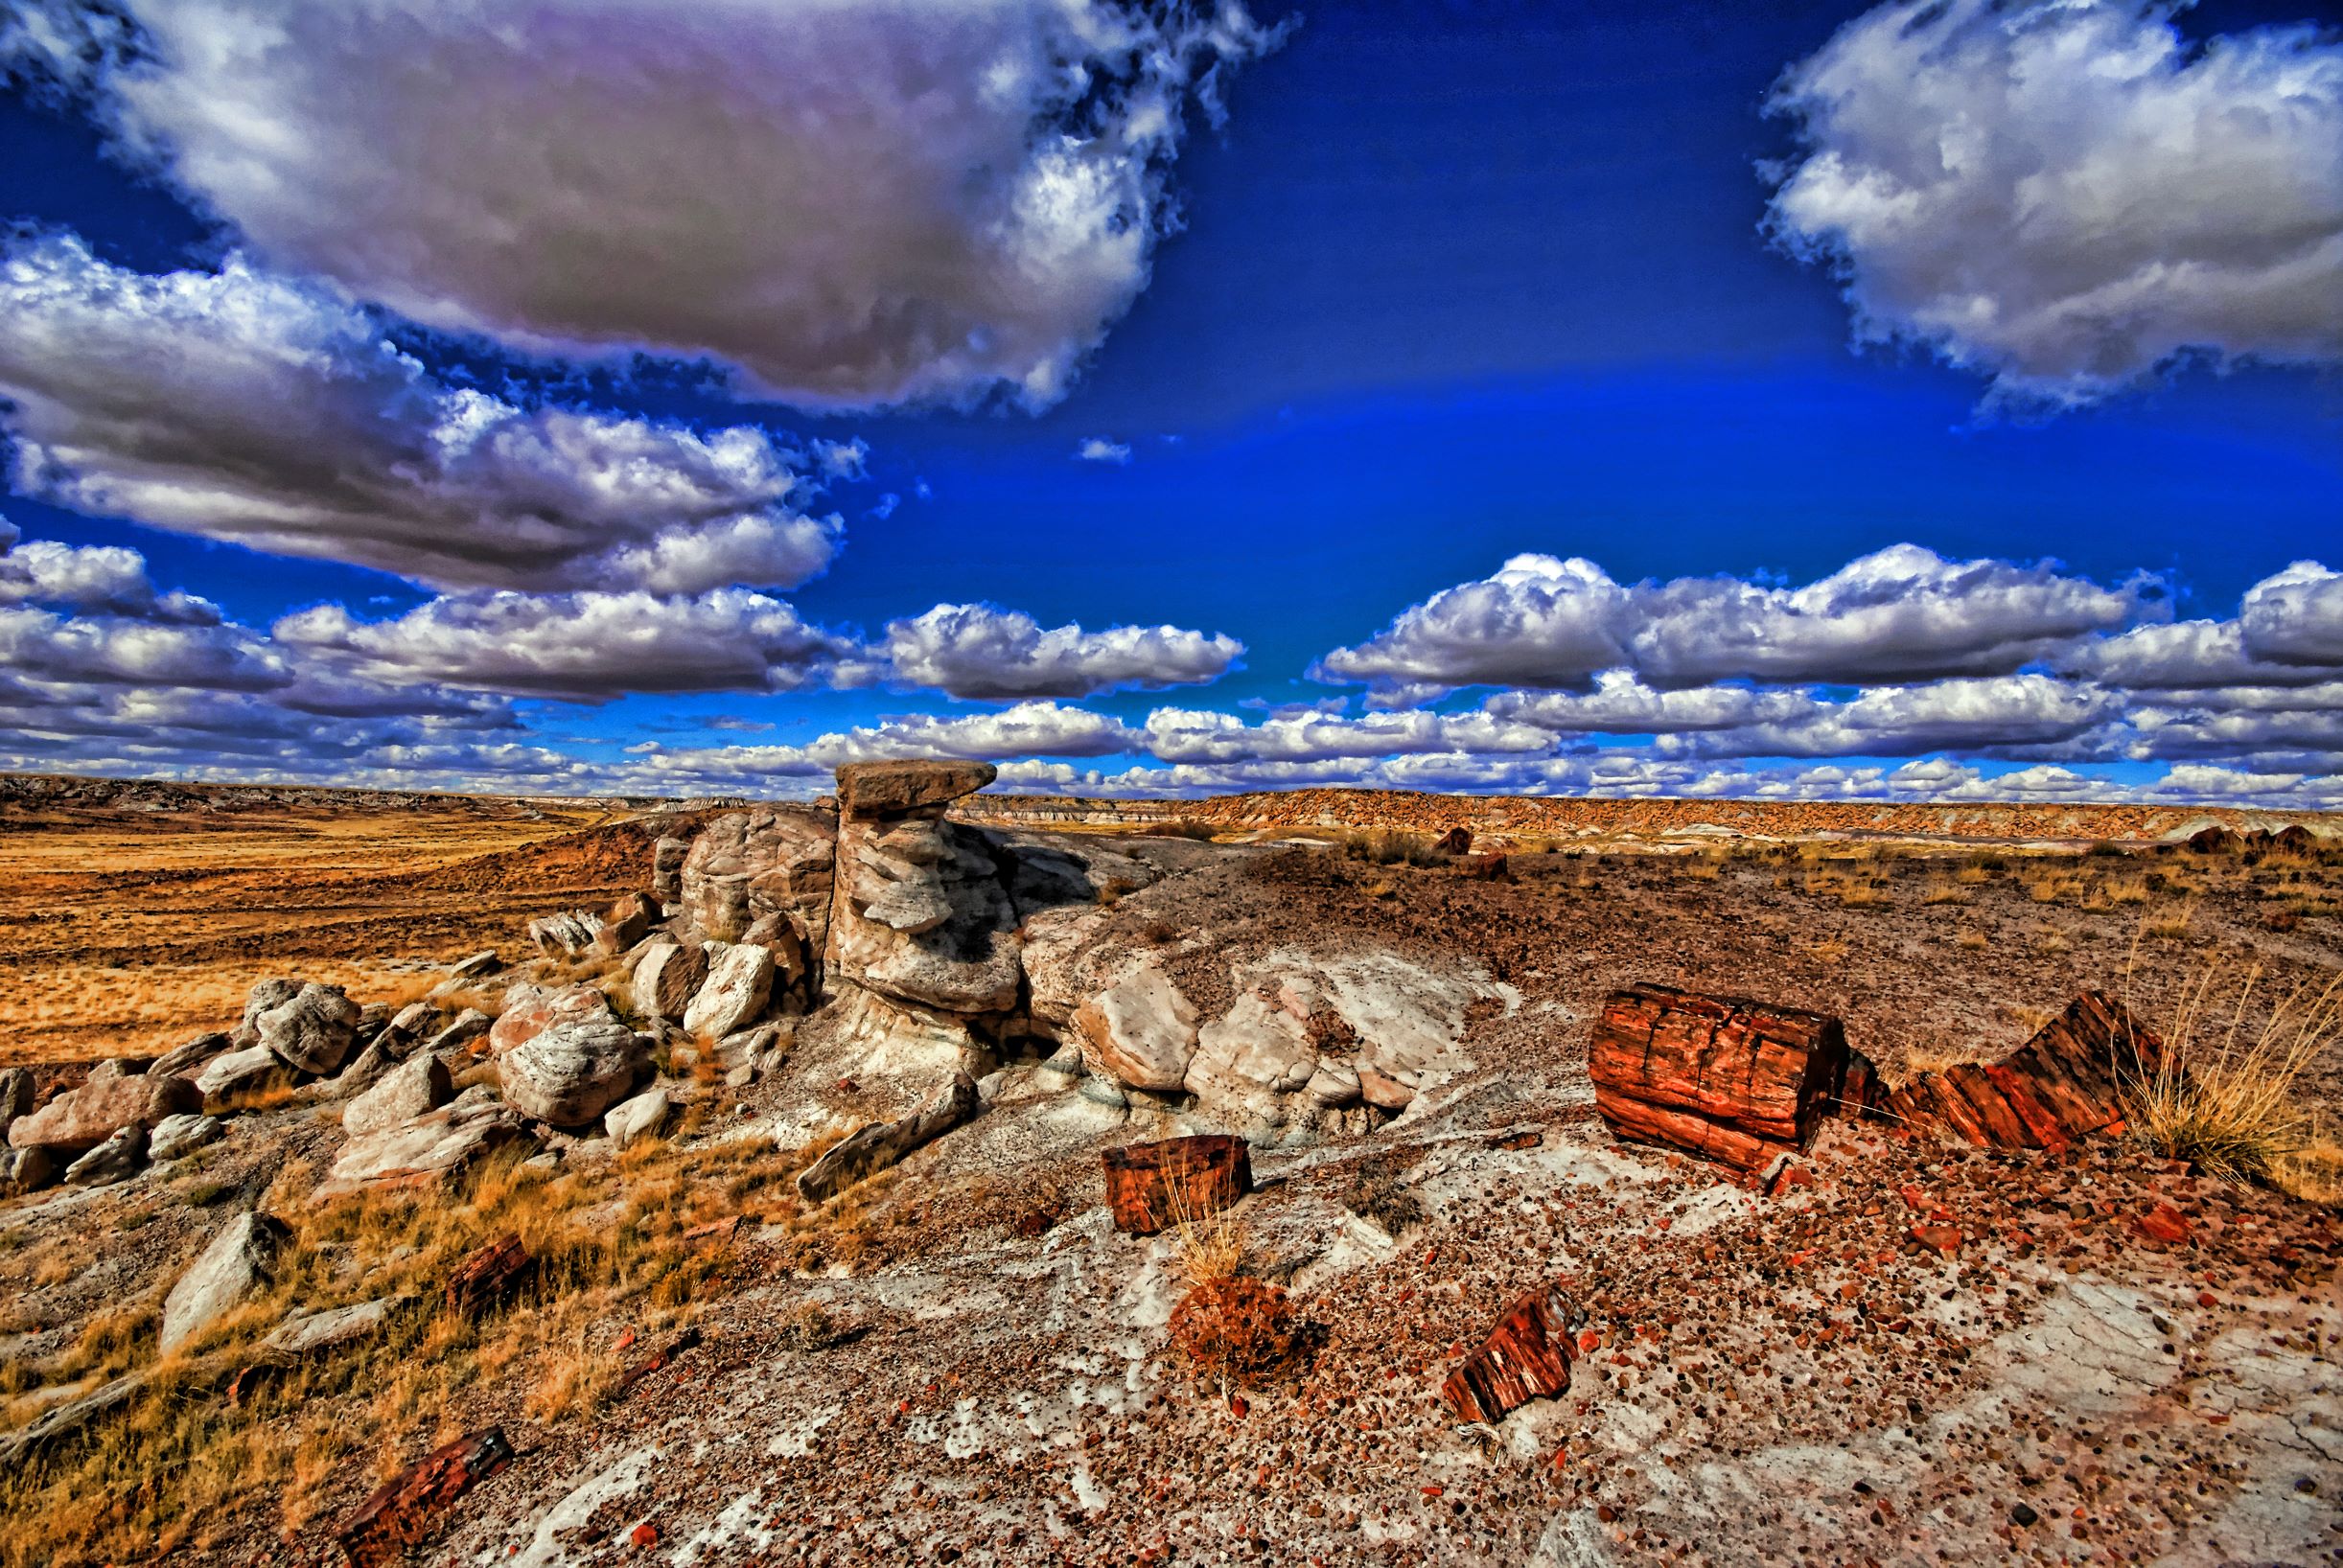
{"left": 1768, "top": 0, "right": 2343, "bottom": 405}
{"left": 0, "top": 236, "right": 843, "bottom": 593}
{"left": 882, "top": 602, "right": 1240, "bottom": 699}
{"left": 9, "top": 0, "right": 1280, "bottom": 410}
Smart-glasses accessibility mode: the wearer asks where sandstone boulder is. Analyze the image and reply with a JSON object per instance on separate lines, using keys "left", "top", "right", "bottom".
{"left": 1073, "top": 962, "right": 1199, "bottom": 1092}
{"left": 343, "top": 1052, "right": 454, "bottom": 1140}
{"left": 235, "top": 979, "right": 301, "bottom": 1046}
{"left": 498, "top": 1019, "right": 650, "bottom": 1127}
{"left": 63, "top": 1124, "right": 147, "bottom": 1188}
{"left": 422, "top": 1009, "right": 493, "bottom": 1055}
{"left": 739, "top": 911, "right": 813, "bottom": 1002}
{"left": 1184, "top": 991, "right": 1319, "bottom": 1125}
{"left": 256, "top": 983, "right": 363, "bottom": 1075}
{"left": 322, "top": 1036, "right": 403, "bottom": 1100}
{"left": 682, "top": 943, "right": 774, "bottom": 1039}
{"left": 595, "top": 891, "right": 659, "bottom": 956}
{"left": 0, "top": 1146, "right": 57, "bottom": 1195}
{"left": 161, "top": 1211, "right": 290, "bottom": 1353}
{"left": 0, "top": 1067, "right": 30, "bottom": 1133}
{"left": 630, "top": 940, "right": 709, "bottom": 1024}
{"left": 837, "top": 758, "right": 996, "bottom": 818}
{"left": 796, "top": 1072, "right": 980, "bottom": 1203}
{"left": 151, "top": 1032, "right": 230, "bottom": 1078}
{"left": 526, "top": 910, "right": 602, "bottom": 959}
{"left": 831, "top": 812, "right": 1022, "bottom": 1016}
{"left": 9, "top": 1071, "right": 200, "bottom": 1153}
{"left": 196, "top": 1045, "right": 288, "bottom": 1104}
{"left": 261, "top": 1296, "right": 402, "bottom": 1360}
{"left": 449, "top": 950, "right": 499, "bottom": 980}
{"left": 652, "top": 833, "right": 690, "bottom": 901}
{"left": 603, "top": 1087, "right": 671, "bottom": 1150}
{"left": 315, "top": 1090, "right": 530, "bottom": 1201}
{"left": 679, "top": 807, "right": 836, "bottom": 954}
{"left": 488, "top": 983, "right": 614, "bottom": 1055}
{"left": 148, "top": 1113, "right": 223, "bottom": 1162}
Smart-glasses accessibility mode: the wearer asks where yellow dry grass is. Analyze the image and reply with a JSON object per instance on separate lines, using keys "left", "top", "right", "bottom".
{"left": 2122, "top": 957, "right": 2340, "bottom": 1185}
{"left": 0, "top": 1120, "right": 846, "bottom": 1567}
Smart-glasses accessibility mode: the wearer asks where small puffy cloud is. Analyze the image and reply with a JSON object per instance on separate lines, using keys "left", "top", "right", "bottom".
{"left": 1140, "top": 705, "right": 1555, "bottom": 765}
{"left": 1319, "top": 544, "right": 2137, "bottom": 695}
{"left": 0, "top": 236, "right": 842, "bottom": 593}
{"left": 1077, "top": 438, "right": 1133, "bottom": 465}
{"left": 882, "top": 603, "right": 1241, "bottom": 700}
{"left": 2240, "top": 561, "right": 2343, "bottom": 668}
{"left": 11, "top": 0, "right": 1279, "bottom": 410}
{"left": 1768, "top": 0, "right": 2343, "bottom": 406}
{"left": 1313, "top": 553, "right": 1632, "bottom": 692}
{"left": 1642, "top": 675, "right": 2122, "bottom": 759}
{"left": 0, "top": 604, "right": 287, "bottom": 690}
{"left": 0, "top": 519, "right": 218, "bottom": 623}
{"left": 274, "top": 589, "right": 861, "bottom": 702}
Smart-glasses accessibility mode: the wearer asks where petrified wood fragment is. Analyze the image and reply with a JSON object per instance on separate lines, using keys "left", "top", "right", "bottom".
{"left": 1883, "top": 990, "right": 2163, "bottom": 1150}
{"left": 443, "top": 1234, "right": 531, "bottom": 1318}
{"left": 1589, "top": 984, "right": 1849, "bottom": 1172}
{"left": 337, "top": 1427, "right": 513, "bottom": 1568}
{"left": 1443, "top": 1283, "right": 1578, "bottom": 1423}
{"left": 1102, "top": 1134, "right": 1252, "bottom": 1235}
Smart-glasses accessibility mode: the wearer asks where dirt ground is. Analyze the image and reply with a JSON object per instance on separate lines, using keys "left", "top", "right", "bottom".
{"left": 1, "top": 782, "right": 2339, "bottom": 1567}
{"left": 0, "top": 790, "right": 700, "bottom": 1064}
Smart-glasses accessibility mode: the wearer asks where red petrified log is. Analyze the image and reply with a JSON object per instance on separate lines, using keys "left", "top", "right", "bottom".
{"left": 443, "top": 1234, "right": 532, "bottom": 1318}
{"left": 1430, "top": 827, "right": 1473, "bottom": 856}
{"left": 337, "top": 1427, "right": 513, "bottom": 1568}
{"left": 1102, "top": 1135, "right": 1252, "bottom": 1235}
{"left": 1442, "top": 1283, "right": 1578, "bottom": 1424}
{"left": 1452, "top": 853, "right": 1510, "bottom": 881}
{"left": 1589, "top": 984, "right": 1851, "bottom": 1173}
{"left": 1882, "top": 991, "right": 2162, "bottom": 1151}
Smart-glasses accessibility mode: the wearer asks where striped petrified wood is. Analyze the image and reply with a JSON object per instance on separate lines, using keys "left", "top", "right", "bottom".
{"left": 1884, "top": 990, "right": 2164, "bottom": 1150}
{"left": 1102, "top": 1134, "right": 1252, "bottom": 1235}
{"left": 1589, "top": 984, "right": 1852, "bottom": 1172}
{"left": 1442, "top": 1283, "right": 1579, "bottom": 1423}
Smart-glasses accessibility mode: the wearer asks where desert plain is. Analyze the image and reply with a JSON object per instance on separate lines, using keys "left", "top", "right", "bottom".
{"left": 0, "top": 767, "right": 2337, "bottom": 1568}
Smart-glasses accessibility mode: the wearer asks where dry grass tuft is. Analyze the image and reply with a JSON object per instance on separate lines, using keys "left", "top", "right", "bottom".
{"left": 2123, "top": 959, "right": 2340, "bottom": 1186}
{"left": 1920, "top": 881, "right": 1970, "bottom": 907}
{"left": 1955, "top": 930, "right": 1990, "bottom": 953}
{"left": 2142, "top": 903, "right": 2196, "bottom": 942}
{"left": 2271, "top": 1132, "right": 2343, "bottom": 1208}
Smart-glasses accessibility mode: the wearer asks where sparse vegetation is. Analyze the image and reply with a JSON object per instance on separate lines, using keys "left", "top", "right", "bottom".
{"left": 2123, "top": 960, "right": 2341, "bottom": 1185}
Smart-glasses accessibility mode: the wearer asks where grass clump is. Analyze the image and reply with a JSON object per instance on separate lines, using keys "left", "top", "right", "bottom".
{"left": 2123, "top": 960, "right": 2340, "bottom": 1186}
{"left": 1161, "top": 1182, "right": 1301, "bottom": 1397}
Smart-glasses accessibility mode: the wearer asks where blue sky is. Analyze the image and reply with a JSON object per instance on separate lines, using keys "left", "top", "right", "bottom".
{"left": 0, "top": 0, "right": 2337, "bottom": 805}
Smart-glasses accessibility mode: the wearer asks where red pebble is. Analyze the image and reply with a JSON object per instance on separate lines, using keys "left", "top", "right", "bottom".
{"left": 2196, "top": 1291, "right": 2218, "bottom": 1308}
{"left": 630, "top": 1523, "right": 660, "bottom": 1548}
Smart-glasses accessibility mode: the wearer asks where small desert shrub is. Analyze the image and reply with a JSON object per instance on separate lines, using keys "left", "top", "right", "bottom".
{"left": 1807, "top": 938, "right": 1849, "bottom": 965}
{"left": 1334, "top": 1155, "right": 1424, "bottom": 1236}
{"left": 1168, "top": 1277, "right": 1300, "bottom": 1390}
{"left": 2123, "top": 960, "right": 2340, "bottom": 1184}
{"left": 2085, "top": 841, "right": 2129, "bottom": 859}
{"left": 1342, "top": 828, "right": 1436, "bottom": 867}
{"left": 776, "top": 1299, "right": 856, "bottom": 1351}
{"left": 1920, "top": 881, "right": 1970, "bottom": 907}
{"left": 2105, "top": 878, "right": 2150, "bottom": 907}
{"left": 2272, "top": 1129, "right": 2343, "bottom": 1208}
{"left": 1955, "top": 930, "right": 1989, "bottom": 953}
{"left": 2143, "top": 904, "right": 2195, "bottom": 942}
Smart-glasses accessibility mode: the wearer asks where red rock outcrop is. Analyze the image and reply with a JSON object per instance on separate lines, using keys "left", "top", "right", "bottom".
{"left": 1882, "top": 990, "right": 2163, "bottom": 1151}
{"left": 1442, "top": 1283, "right": 1578, "bottom": 1423}
{"left": 1102, "top": 1134, "right": 1252, "bottom": 1235}
{"left": 1589, "top": 984, "right": 1851, "bottom": 1173}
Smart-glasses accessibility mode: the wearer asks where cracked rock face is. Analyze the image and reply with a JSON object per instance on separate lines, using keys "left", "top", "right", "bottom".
{"left": 255, "top": 982, "right": 363, "bottom": 1075}
{"left": 680, "top": 807, "right": 836, "bottom": 955}
{"left": 827, "top": 764, "right": 1022, "bottom": 1020}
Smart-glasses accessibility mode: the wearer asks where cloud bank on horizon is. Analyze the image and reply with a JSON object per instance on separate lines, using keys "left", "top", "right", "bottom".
{"left": 0, "top": 0, "right": 2335, "bottom": 810}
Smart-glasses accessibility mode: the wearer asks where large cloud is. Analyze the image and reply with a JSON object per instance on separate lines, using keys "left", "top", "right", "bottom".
{"left": 1317, "top": 544, "right": 2138, "bottom": 694}
{"left": 0, "top": 515, "right": 218, "bottom": 623}
{"left": 882, "top": 602, "right": 1241, "bottom": 699}
{"left": 1768, "top": 0, "right": 2343, "bottom": 405}
{"left": 0, "top": 236, "right": 842, "bottom": 592}
{"left": 9, "top": 0, "right": 1277, "bottom": 411}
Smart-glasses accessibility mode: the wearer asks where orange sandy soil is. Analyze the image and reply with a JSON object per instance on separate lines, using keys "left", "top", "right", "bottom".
{"left": 0, "top": 791, "right": 695, "bottom": 1066}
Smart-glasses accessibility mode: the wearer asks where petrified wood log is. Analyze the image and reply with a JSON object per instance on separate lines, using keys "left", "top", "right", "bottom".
{"left": 1430, "top": 827, "right": 1473, "bottom": 856}
{"left": 1589, "top": 984, "right": 1850, "bottom": 1172}
{"left": 1451, "top": 853, "right": 1510, "bottom": 881}
{"left": 443, "top": 1234, "right": 531, "bottom": 1318}
{"left": 1102, "top": 1134, "right": 1252, "bottom": 1235}
{"left": 795, "top": 1072, "right": 980, "bottom": 1203}
{"left": 1443, "top": 1283, "right": 1578, "bottom": 1424}
{"left": 1883, "top": 990, "right": 2163, "bottom": 1150}
{"left": 337, "top": 1427, "right": 513, "bottom": 1568}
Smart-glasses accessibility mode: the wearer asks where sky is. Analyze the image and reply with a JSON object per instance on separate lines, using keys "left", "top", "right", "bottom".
{"left": 0, "top": 0, "right": 2337, "bottom": 807}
